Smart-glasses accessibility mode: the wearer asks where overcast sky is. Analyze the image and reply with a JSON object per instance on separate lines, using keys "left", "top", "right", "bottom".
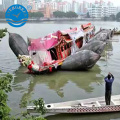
{"left": 0, "top": 0, "right": 120, "bottom": 6}
{"left": 0, "top": 0, "right": 2, "bottom": 5}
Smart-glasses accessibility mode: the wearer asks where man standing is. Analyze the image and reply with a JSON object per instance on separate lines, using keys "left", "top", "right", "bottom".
{"left": 104, "top": 72, "right": 114, "bottom": 105}
{"left": 85, "top": 33, "right": 89, "bottom": 43}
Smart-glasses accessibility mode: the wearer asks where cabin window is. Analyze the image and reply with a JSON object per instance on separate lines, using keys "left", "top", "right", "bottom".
{"left": 67, "top": 44, "right": 69, "bottom": 48}
{"left": 63, "top": 34, "right": 71, "bottom": 40}
{"left": 75, "top": 37, "right": 83, "bottom": 48}
{"left": 61, "top": 46, "right": 63, "bottom": 52}
{"left": 49, "top": 48, "right": 58, "bottom": 60}
{"left": 33, "top": 51, "right": 36, "bottom": 55}
{"left": 64, "top": 44, "right": 67, "bottom": 50}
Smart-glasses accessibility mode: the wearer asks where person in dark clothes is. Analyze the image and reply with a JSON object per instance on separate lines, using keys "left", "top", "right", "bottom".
{"left": 85, "top": 33, "right": 89, "bottom": 43}
{"left": 104, "top": 72, "right": 114, "bottom": 105}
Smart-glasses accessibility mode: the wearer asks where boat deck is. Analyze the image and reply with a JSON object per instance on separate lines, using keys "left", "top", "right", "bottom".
{"left": 27, "top": 95, "right": 120, "bottom": 114}
{"left": 45, "top": 95, "right": 120, "bottom": 108}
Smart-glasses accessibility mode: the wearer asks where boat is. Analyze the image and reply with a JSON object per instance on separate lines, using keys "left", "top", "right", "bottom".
{"left": 114, "top": 31, "right": 120, "bottom": 35}
{"left": 89, "top": 29, "right": 113, "bottom": 42}
{"left": 9, "top": 23, "right": 112, "bottom": 74}
{"left": 27, "top": 95, "right": 120, "bottom": 114}
{"left": 17, "top": 23, "right": 97, "bottom": 73}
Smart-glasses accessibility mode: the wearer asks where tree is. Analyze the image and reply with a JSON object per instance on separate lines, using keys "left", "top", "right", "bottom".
{"left": 0, "top": 29, "right": 12, "bottom": 119}
{"left": 65, "top": 11, "right": 78, "bottom": 18}
{"left": 53, "top": 11, "right": 78, "bottom": 18}
{"left": 0, "top": 11, "right": 5, "bottom": 19}
{"left": 116, "top": 12, "right": 120, "bottom": 21}
{"left": 103, "top": 16, "right": 109, "bottom": 21}
{"left": 0, "top": 72, "right": 13, "bottom": 119}
{"left": 109, "top": 14, "right": 116, "bottom": 21}
{"left": 0, "top": 28, "right": 7, "bottom": 39}
{"left": 53, "top": 11, "right": 66, "bottom": 18}
{"left": 29, "top": 12, "right": 44, "bottom": 18}
{"left": 86, "top": 12, "right": 90, "bottom": 18}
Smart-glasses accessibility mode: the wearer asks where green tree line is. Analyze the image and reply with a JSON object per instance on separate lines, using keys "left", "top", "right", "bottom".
{"left": 116, "top": 12, "right": 120, "bottom": 21}
{"left": 29, "top": 12, "right": 44, "bottom": 18}
{"left": 0, "top": 11, "right": 5, "bottom": 19}
{"left": 1, "top": 10, "right": 120, "bottom": 21}
{"left": 102, "top": 14, "right": 116, "bottom": 21}
{"left": 53, "top": 11, "right": 78, "bottom": 18}
{"left": 0, "top": 11, "right": 44, "bottom": 19}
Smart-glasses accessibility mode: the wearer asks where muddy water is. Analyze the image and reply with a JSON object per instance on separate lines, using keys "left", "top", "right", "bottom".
{"left": 0, "top": 21, "right": 120, "bottom": 120}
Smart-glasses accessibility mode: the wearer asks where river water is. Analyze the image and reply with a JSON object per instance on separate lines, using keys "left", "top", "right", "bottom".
{"left": 0, "top": 21, "right": 120, "bottom": 120}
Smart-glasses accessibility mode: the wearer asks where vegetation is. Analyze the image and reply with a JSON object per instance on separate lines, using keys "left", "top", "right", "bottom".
{"left": 0, "top": 28, "right": 7, "bottom": 39}
{"left": 86, "top": 12, "right": 90, "bottom": 18}
{"left": 0, "top": 29, "right": 46, "bottom": 120}
{"left": 109, "top": 14, "right": 116, "bottom": 21}
{"left": 53, "top": 11, "right": 65, "bottom": 18}
{"left": 0, "top": 11, "right": 44, "bottom": 19}
{"left": 53, "top": 11, "right": 66, "bottom": 18}
{"left": 1, "top": 10, "right": 120, "bottom": 22}
{"left": 116, "top": 12, "right": 120, "bottom": 21}
{"left": 0, "top": 11, "right": 5, "bottom": 19}
{"left": 0, "top": 72, "right": 13, "bottom": 119}
{"left": 29, "top": 12, "right": 44, "bottom": 18}
{"left": 18, "top": 98, "right": 47, "bottom": 120}
{"left": 53, "top": 11, "right": 78, "bottom": 18}
{"left": 33, "top": 98, "right": 46, "bottom": 115}
{"left": 102, "top": 16, "right": 109, "bottom": 21}
{"left": 65, "top": 11, "right": 78, "bottom": 18}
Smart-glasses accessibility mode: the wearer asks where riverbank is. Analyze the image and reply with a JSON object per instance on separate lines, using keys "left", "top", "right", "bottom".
{"left": 0, "top": 18, "right": 117, "bottom": 23}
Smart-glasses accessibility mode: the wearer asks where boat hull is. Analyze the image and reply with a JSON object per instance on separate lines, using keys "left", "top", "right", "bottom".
{"left": 46, "top": 105, "right": 120, "bottom": 114}
{"left": 61, "top": 50, "right": 100, "bottom": 70}
{"left": 9, "top": 33, "right": 29, "bottom": 57}
{"left": 89, "top": 29, "right": 112, "bottom": 42}
{"left": 78, "top": 41, "right": 106, "bottom": 55}
{"left": 114, "top": 32, "right": 120, "bottom": 35}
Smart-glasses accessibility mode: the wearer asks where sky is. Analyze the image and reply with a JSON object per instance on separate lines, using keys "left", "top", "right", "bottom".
{"left": 0, "top": 0, "right": 120, "bottom": 6}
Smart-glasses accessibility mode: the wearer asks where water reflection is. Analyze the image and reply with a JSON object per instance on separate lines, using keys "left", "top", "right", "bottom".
{"left": 13, "top": 66, "right": 31, "bottom": 83}
{"left": 13, "top": 63, "right": 103, "bottom": 103}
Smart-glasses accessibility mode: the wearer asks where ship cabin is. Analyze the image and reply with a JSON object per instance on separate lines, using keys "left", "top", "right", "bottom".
{"left": 47, "top": 30, "right": 84, "bottom": 61}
